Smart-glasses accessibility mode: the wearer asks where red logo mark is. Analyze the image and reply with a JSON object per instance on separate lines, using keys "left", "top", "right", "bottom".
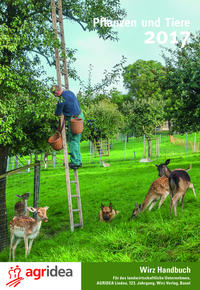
{"left": 6, "top": 265, "right": 24, "bottom": 287}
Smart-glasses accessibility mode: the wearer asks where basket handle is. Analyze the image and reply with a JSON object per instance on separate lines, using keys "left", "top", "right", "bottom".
{"left": 57, "top": 118, "right": 65, "bottom": 133}
{"left": 71, "top": 114, "right": 82, "bottom": 120}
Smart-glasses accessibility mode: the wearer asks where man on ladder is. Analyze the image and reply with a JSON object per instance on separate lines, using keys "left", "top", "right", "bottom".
{"left": 50, "top": 0, "right": 83, "bottom": 231}
{"left": 53, "top": 85, "right": 84, "bottom": 169}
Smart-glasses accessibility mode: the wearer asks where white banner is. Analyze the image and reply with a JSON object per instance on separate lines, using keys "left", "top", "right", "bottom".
{"left": 0, "top": 262, "right": 81, "bottom": 290}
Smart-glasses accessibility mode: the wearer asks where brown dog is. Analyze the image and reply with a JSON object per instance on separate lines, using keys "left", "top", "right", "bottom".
{"left": 99, "top": 202, "right": 119, "bottom": 222}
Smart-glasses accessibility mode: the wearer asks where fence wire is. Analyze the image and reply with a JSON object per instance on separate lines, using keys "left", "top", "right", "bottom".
{"left": 0, "top": 163, "right": 40, "bottom": 252}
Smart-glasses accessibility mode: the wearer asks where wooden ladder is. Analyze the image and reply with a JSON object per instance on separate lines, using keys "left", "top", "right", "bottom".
{"left": 51, "top": 0, "right": 83, "bottom": 231}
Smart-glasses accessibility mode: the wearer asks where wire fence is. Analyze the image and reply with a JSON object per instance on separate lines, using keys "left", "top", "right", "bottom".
{"left": 1, "top": 132, "right": 199, "bottom": 253}
{"left": 82, "top": 132, "right": 200, "bottom": 164}
{"left": 5, "top": 133, "right": 199, "bottom": 173}
{"left": 0, "top": 162, "right": 40, "bottom": 252}
{"left": 83, "top": 132, "right": 200, "bottom": 164}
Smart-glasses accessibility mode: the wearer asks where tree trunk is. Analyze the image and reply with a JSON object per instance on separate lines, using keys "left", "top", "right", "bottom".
{"left": 168, "top": 120, "right": 171, "bottom": 131}
{"left": 0, "top": 145, "right": 9, "bottom": 251}
{"left": 148, "top": 139, "right": 152, "bottom": 158}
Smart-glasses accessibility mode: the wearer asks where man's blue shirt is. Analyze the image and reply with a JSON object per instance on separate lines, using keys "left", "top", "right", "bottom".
{"left": 55, "top": 90, "right": 81, "bottom": 117}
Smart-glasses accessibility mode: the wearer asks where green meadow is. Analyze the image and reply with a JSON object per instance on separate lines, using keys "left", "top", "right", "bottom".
{"left": 0, "top": 135, "right": 200, "bottom": 262}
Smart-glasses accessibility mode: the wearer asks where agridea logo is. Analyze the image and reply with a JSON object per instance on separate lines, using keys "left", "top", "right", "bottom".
{"left": 6, "top": 265, "right": 73, "bottom": 287}
{"left": 6, "top": 265, "right": 24, "bottom": 287}
{"left": 26, "top": 265, "right": 73, "bottom": 280}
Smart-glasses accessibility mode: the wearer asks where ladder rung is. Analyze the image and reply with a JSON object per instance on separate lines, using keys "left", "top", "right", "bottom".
{"left": 74, "top": 223, "right": 82, "bottom": 228}
{"left": 71, "top": 195, "right": 79, "bottom": 198}
{"left": 72, "top": 209, "right": 80, "bottom": 212}
{"left": 70, "top": 180, "right": 77, "bottom": 183}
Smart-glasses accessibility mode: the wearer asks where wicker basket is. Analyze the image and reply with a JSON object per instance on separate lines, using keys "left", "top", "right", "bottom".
{"left": 70, "top": 116, "right": 83, "bottom": 134}
{"left": 48, "top": 131, "right": 63, "bottom": 151}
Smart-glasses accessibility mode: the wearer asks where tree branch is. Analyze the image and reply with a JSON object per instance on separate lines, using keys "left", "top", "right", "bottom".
{"left": 31, "top": 49, "right": 53, "bottom": 66}
{"left": 63, "top": 14, "right": 87, "bottom": 31}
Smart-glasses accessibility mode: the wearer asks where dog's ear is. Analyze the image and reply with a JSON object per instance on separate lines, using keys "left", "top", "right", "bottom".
{"left": 101, "top": 203, "right": 104, "bottom": 209}
{"left": 155, "top": 164, "right": 158, "bottom": 168}
{"left": 165, "top": 159, "right": 170, "bottom": 165}
{"left": 109, "top": 202, "right": 112, "bottom": 210}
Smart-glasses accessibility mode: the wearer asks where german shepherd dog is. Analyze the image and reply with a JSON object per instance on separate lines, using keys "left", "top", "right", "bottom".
{"left": 99, "top": 202, "right": 119, "bottom": 222}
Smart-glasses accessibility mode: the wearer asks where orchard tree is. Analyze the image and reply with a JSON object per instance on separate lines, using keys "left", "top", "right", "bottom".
{"left": 162, "top": 32, "right": 200, "bottom": 133}
{"left": 122, "top": 60, "right": 166, "bottom": 156}
{"left": 110, "top": 90, "right": 135, "bottom": 139}
{"left": 0, "top": 0, "right": 126, "bottom": 156}
{"left": 83, "top": 99, "right": 123, "bottom": 143}
{"left": 0, "top": 0, "right": 126, "bottom": 251}
{"left": 110, "top": 89, "right": 134, "bottom": 111}
{"left": 122, "top": 98, "right": 165, "bottom": 157}
{"left": 0, "top": 25, "right": 57, "bottom": 251}
{"left": 78, "top": 56, "right": 127, "bottom": 108}
{"left": 123, "top": 59, "right": 166, "bottom": 98}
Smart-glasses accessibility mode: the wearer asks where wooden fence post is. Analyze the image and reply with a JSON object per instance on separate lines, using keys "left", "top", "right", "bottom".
{"left": 15, "top": 155, "right": 19, "bottom": 169}
{"left": 6, "top": 157, "right": 10, "bottom": 172}
{"left": 124, "top": 135, "right": 127, "bottom": 160}
{"left": 33, "top": 162, "right": 40, "bottom": 218}
{"left": 185, "top": 133, "right": 188, "bottom": 158}
{"left": 194, "top": 132, "right": 196, "bottom": 152}
{"left": 27, "top": 160, "right": 30, "bottom": 172}
{"left": 99, "top": 139, "right": 102, "bottom": 165}
{"left": 53, "top": 151, "right": 56, "bottom": 168}
{"left": 89, "top": 141, "right": 92, "bottom": 164}
{"left": 142, "top": 135, "right": 146, "bottom": 158}
{"left": 12, "top": 157, "right": 14, "bottom": 170}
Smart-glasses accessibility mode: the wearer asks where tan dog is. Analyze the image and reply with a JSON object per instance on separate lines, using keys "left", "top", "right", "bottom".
{"left": 99, "top": 202, "right": 119, "bottom": 222}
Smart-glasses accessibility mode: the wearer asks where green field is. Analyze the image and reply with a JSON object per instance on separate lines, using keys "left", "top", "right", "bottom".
{"left": 0, "top": 135, "right": 200, "bottom": 262}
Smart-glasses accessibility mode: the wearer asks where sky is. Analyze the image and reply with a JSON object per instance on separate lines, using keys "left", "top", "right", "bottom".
{"left": 45, "top": 0, "right": 200, "bottom": 94}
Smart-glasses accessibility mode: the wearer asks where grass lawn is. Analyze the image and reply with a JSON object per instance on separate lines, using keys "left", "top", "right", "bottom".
{"left": 0, "top": 136, "right": 200, "bottom": 262}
